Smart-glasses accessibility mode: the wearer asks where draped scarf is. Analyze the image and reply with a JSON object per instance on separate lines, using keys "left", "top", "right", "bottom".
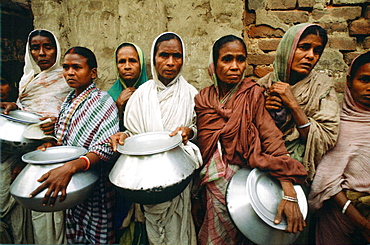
{"left": 257, "top": 23, "right": 340, "bottom": 181}
{"left": 17, "top": 29, "right": 71, "bottom": 117}
{"left": 108, "top": 42, "right": 148, "bottom": 101}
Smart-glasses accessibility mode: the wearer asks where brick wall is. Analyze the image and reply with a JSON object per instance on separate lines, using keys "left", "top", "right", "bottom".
{"left": 244, "top": 0, "right": 370, "bottom": 100}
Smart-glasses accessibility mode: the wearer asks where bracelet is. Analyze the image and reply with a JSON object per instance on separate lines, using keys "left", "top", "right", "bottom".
{"left": 342, "top": 199, "right": 351, "bottom": 214}
{"left": 282, "top": 195, "right": 299, "bottom": 203}
{"left": 79, "top": 156, "right": 91, "bottom": 171}
{"left": 297, "top": 121, "right": 311, "bottom": 129}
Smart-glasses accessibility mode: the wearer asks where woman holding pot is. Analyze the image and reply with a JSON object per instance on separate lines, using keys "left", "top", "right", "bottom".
{"left": 31, "top": 46, "right": 119, "bottom": 244}
{"left": 194, "top": 35, "right": 307, "bottom": 244}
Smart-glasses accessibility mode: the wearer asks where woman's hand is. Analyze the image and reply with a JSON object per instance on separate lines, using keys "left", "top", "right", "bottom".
{"left": 11, "top": 161, "right": 27, "bottom": 183}
{"left": 268, "top": 82, "right": 299, "bottom": 109}
{"left": 265, "top": 94, "right": 284, "bottom": 111}
{"left": 116, "top": 87, "right": 136, "bottom": 108}
{"left": 109, "top": 132, "right": 129, "bottom": 152}
{"left": 274, "top": 181, "right": 306, "bottom": 233}
{"left": 0, "top": 102, "right": 18, "bottom": 114}
{"left": 29, "top": 161, "right": 77, "bottom": 206}
{"left": 37, "top": 141, "right": 58, "bottom": 151}
{"left": 39, "top": 116, "right": 57, "bottom": 135}
{"left": 169, "top": 127, "right": 193, "bottom": 145}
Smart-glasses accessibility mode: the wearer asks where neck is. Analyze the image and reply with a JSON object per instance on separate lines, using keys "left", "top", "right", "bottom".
{"left": 289, "top": 71, "right": 307, "bottom": 85}
{"left": 218, "top": 80, "right": 237, "bottom": 98}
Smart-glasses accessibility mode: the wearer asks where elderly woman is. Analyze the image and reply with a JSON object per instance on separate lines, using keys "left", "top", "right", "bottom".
{"left": 110, "top": 32, "right": 202, "bottom": 245}
{"left": 309, "top": 51, "right": 370, "bottom": 244}
{"left": 108, "top": 42, "right": 148, "bottom": 130}
{"left": 195, "top": 35, "right": 307, "bottom": 245}
{"left": 31, "top": 47, "right": 119, "bottom": 244}
{"left": 257, "top": 23, "right": 340, "bottom": 182}
{"left": 0, "top": 29, "right": 70, "bottom": 244}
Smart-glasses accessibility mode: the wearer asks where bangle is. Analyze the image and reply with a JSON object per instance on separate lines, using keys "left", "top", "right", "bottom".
{"left": 79, "top": 156, "right": 91, "bottom": 171}
{"left": 282, "top": 195, "right": 299, "bottom": 203}
{"left": 297, "top": 121, "right": 311, "bottom": 129}
{"left": 342, "top": 200, "right": 351, "bottom": 214}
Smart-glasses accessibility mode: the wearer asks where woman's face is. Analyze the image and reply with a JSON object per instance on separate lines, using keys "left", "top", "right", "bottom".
{"left": 30, "top": 35, "right": 57, "bottom": 71}
{"left": 215, "top": 40, "right": 246, "bottom": 84}
{"left": 116, "top": 45, "right": 141, "bottom": 86}
{"left": 62, "top": 53, "right": 97, "bottom": 94}
{"left": 154, "top": 38, "right": 183, "bottom": 86}
{"left": 291, "top": 34, "right": 324, "bottom": 77}
{"left": 348, "top": 62, "right": 370, "bottom": 109}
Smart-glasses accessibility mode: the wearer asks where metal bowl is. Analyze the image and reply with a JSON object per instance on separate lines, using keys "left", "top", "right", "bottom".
{"left": 109, "top": 132, "right": 197, "bottom": 205}
{"left": 10, "top": 146, "right": 99, "bottom": 212}
{"left": 0, "top": 109, "right": 43, "bottom": 154}
{"left": 226, "top": 168, "right": 307, "bottom": 245}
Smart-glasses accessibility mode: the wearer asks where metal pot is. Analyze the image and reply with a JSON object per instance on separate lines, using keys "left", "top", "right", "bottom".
{"left": 226, "top": 168, "right": 307, "bottom": 245}
{"left": 10, "top": 146, "right": 99, "bottom": 212}
{"left": 0, "top": 109, "right": 43, "bottom": 154}
{"left": 109, "top": 131, "right": 197, "bottom": 205}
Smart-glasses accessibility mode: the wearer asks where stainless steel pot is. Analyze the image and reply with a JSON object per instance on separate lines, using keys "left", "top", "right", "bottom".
{"left": 0, "top": 109, "right": 43, "bottom": 154}
{"left": 226, "top": 168, "right": 307, "bottom": 245}
{"left": 10, "top": 146, "right": 99, "bottom": 212}
{"left": 109, "top": 132, "right": 197, "bottom": 205}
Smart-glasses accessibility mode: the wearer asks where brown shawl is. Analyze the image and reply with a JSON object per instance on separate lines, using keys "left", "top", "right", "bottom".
{"left": 195, "top": 78, "right": 307, "bottom": 184}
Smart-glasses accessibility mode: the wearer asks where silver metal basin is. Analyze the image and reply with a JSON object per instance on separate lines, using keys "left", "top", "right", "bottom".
{"left": 0, "top": 109, "right": 43, "bottom": 154}
{"left": 109, "top": 132, "right": 197, "bottom": 205}
{"left": 226, "top": 168, "right": 307, "bottom": 245}
{"left": 10, "top": 146, "right": 99, "bottom": 212}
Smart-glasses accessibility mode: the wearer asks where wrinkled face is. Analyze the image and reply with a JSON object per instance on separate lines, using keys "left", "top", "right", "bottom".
{"left": 291, "top": 34, "right": 324, "bottom": 77}
{"left": 30, "top": 35, "right": 57, "bottom": 71}
{"left": 215, "top": 40, "right": 247, "bottom": 84}
{"left": 116, "top": 46, "right": 141, "bottom": 86}
{"left": 62, "top": 53, "right": 97, "bottom": 94}
{"left": 348, "top": 63, "right": 370, "bottom": 109}
{"left": 0, "top": 84, "right": 11, "bottom": 101}
{"left": 154, "top": 38, "right": 183, "bottom": 86}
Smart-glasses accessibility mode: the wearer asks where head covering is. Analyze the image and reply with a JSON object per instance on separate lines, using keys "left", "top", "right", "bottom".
{"left": 108, "top": 42, "right": 148, "bottom": 101}
{"left": 342, "top": 51, "right": 370, "bottom": 122}
{"left": 273, "top": 23, "right": 322, "bottom": 84}
{"left": 207, "top": 35, "right": 246, "bottom": 102}
{"left": 17, "top": 29, "right": 70, "bottom": 117}
{"left": 19, "top": 29, "right": 62, "bottom": 90}
{"left": 150, "top": 32, "right": 184, "bottom": 89}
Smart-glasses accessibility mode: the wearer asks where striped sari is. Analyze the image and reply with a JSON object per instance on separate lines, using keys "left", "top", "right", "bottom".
{"left": 55, "top": 82, "right": 119, "bottom": 244}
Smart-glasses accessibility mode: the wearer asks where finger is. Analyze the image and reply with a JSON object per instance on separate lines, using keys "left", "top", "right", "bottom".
{"left": 30, "top": 183, "right": 47, "bottom": 198}
{"left": 274, "top": 201, "right": 285, "bottom": 224}
{"left": 41, "top": 188, "right": 53, "bottom": 206}
{"left": 59, "top": 189, "right": 67, "bottom": 202}
{"left": 37, "top": 172, "right": 49, "bottom": 182}
{"left": 169, "top": 128, "right": 179, "bottom": 137}
{"left": 49, "top": 190, "right": 59, "bottom": 206}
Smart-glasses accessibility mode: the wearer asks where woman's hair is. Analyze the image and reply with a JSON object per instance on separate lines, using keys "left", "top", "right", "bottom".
{"left": 28, "top": 30, "right": 57, "bottom": 48}
{"left": 153, "top": 33, "right": 182, "bottom": 63}
{"left": 212, "top": 35, "right": 247, "bottom": 66}
{"left": 65, "top": 46, "right": 98, "bottom": 69}
{"left": 300, "top": 25, "right": 328, "bottom": 50}
{"left": 349, "top": 51, "right": 370, "bottom": 78}
{"left": 116, "top": 43, "right": 136, "bottom": 60}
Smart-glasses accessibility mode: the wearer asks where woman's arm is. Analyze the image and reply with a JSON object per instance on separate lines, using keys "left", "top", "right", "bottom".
{"left": 29, "top": 152, "right": 100, "bottom": 206}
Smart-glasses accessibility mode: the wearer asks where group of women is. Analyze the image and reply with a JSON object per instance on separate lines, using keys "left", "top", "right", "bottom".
{"left": 0, "top": 22, "right": 369, "bottom": 245}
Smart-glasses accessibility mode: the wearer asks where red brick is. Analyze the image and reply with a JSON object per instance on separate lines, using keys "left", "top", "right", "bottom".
{"left": 258, "top": 38, "right": 281, "bottom": 51}
{"left": 243, "top": 11, "right": 256, "bottom": 26}
{"left": 331, "top": 6, "right": 362, "bottom": 20}
{"left": 271, "top": 10, "right": 309, "bottom": 24}
{"left": 343, "top": 51, "right": 364, "bottom": 65}
{"left": 319, "top": 22, "right": 348, "bottom": 35}
{"left": 248, "top": 25, "right": 285, "bottom": 38}
{"left": 266, "top": 0, "right": 297, "bottom": 10}
{"left": 328, "top": 36, "right": 357, "bottom": 51}
{"left": 365, "top": 6, "right": 370, "bottom": 19}
{"left": 254, "top": 65, "right": 274, "bottom": 78}
{"left": 349, "top": 18, "right": 370, "bottom": 36}
{"left": 245, "top": 65, "right": 254, "bottom": 77}
{"left": 298, "top": 0, "right": 314, "bottom": 8}
{"left": 247, "top": 53, "right": 275, "bottom": 65}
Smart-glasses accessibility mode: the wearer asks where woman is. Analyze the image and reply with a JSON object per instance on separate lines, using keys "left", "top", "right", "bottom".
{"left": 308, "top": 51, "right": 370, "bottom": 244}
{"left": 108, "top": 42, "right": 148, "bottom": 130}
{"left": 0, "top": 29, "right": 70, "bottom": 244}
{"left": 195, "top": 35, "right": 307, "bottom": 245}
{"left": 257, "top": 23, "right": 340, "bottom": 182}
{"left": 30, "top": 47, "right": 119, "bottom": 244}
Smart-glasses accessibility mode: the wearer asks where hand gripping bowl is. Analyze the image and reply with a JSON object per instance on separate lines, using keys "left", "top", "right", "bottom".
{"left": 226, "top": 168, "right": 308, "bottom": 245}
{"left": 10, "top": 146, "right": 99, "bottom": 212}
{"left": 0, "top": 109, "right": 43, "bottom": 154}
{"left": 109, "top": 131, "right": 197, "bottom": 205}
